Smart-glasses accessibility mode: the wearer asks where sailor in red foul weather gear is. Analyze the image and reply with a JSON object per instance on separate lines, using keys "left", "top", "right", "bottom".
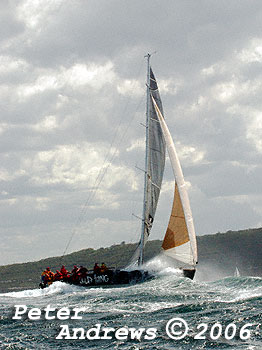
{"left": 41, "top": 267, "right": 54, "bottom": 285}
{"left": 60, "top": 265, "right": 70, "bottom": 279}
{"left": 54, "top": 270, "right": 63, "bottom": 281}
{"left": 93, "top": 263, "right": 101, "bottom": 274}
{"left": 70, "top": 265, "right": 79, "bottom": 282}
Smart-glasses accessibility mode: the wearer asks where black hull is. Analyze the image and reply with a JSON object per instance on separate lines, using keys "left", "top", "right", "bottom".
{"left": 182, "top": 268, "right": 196, "bottom": 280}
{"left": 39, "top": 268, "right": 196, "bottom": 289}
{"left": 40, "top": 269, "right": 151, "bottom": 289}
{"left": 75, "top": 269, "right": 151, "bottom": 286}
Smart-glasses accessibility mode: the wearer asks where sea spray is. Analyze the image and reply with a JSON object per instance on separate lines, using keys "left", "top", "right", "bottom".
{"left": 1, "top": 271, "right": 261, "bottom": 349}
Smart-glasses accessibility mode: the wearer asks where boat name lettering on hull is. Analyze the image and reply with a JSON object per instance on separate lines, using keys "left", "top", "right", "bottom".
{"left": 79, "top": 274, "right": 110, "bottom": 285}
{"left": 94, "top": 274, "right": 109, "bottom": 283}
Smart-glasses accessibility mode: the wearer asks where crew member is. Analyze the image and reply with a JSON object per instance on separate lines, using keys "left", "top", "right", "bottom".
{"left": 54, "top": 270, "right": 63, "bottom": 281}
{"left": 77, "top": 265, "right": 88, "bottom": 281}
{"left": 60, "top": 265, "right": 68, "bottom": 275}
{"left": 60, "top": 265, "right": 70, "bottom": 280}
{"left": 70, "top": 265, "right": 79, "bottom": 283}
{"left": 93, "top": 263, "right": 101, "bottom": 274}
{"left": 41, "top": 267, "right": 54, "bottom": 286}
{"left": 100, "top": 262, "right": 108, "bottom": 274}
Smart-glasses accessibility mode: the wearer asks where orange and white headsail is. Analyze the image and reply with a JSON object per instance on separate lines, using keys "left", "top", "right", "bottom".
{"left": 151, "top": 96, "right": 198, "bottom": 267}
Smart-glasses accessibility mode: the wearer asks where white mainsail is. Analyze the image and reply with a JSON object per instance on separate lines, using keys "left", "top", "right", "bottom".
{"left": 129, "top": 65, "right": 166, "bottom": 266}
{"left": 151, "top": 96, "right": 198, "bottom": 267}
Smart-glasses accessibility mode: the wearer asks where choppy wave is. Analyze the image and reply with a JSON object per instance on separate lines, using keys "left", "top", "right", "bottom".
{"left": 1, "top": 281, "right": 73, "bottom": 298}
{"left": 0, "top": 264, "right": 261, "bottom": 350}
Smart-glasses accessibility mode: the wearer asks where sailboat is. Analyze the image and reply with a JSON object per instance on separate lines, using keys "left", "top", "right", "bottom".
{"left": 234, "top": 267, "right": 240, "bottom": 277}
{"left": 40, "top": 54, "right": 198, "bottom": 288}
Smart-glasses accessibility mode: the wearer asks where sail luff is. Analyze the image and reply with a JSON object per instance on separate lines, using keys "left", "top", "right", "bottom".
{"left": 151, "top": 96, "right": 198, "bottom": 265}
{"left": 138, "top": 54, "right": 151, "bottom": 265}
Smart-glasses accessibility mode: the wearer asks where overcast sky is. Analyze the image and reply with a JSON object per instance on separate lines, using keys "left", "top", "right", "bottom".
{"left": 1, "top": 0, "right": 262, "bottom": 265}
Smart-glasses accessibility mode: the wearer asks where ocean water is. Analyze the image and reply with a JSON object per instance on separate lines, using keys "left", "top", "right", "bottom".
{"left": 0, "top": 261, "right": 261, "bottom": 350}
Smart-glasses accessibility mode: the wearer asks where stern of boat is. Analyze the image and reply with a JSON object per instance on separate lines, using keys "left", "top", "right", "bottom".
{"left": 182, "top": 268, "right": 196, "bottom": 280}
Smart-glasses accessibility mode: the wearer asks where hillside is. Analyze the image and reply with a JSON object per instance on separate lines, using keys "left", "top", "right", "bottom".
{"left": 0, "top": 227, "right": 261, "bottom": 293}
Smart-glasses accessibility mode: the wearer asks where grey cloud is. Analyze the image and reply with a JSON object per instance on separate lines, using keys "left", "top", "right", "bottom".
{"left": 0, "top": 2, "right": 25, "bottom": 44}
{"left": 0, "top": 0, "right": 262, "bottom": 264}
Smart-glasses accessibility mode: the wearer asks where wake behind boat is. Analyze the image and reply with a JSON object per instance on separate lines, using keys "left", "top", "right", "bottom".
{"left": 40, "top": 54, "right": 198, "bottom": 289}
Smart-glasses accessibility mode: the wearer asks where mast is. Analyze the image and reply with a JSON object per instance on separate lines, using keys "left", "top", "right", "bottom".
{"left": 138, "top": 53, "right": 151, "bottom": 266}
